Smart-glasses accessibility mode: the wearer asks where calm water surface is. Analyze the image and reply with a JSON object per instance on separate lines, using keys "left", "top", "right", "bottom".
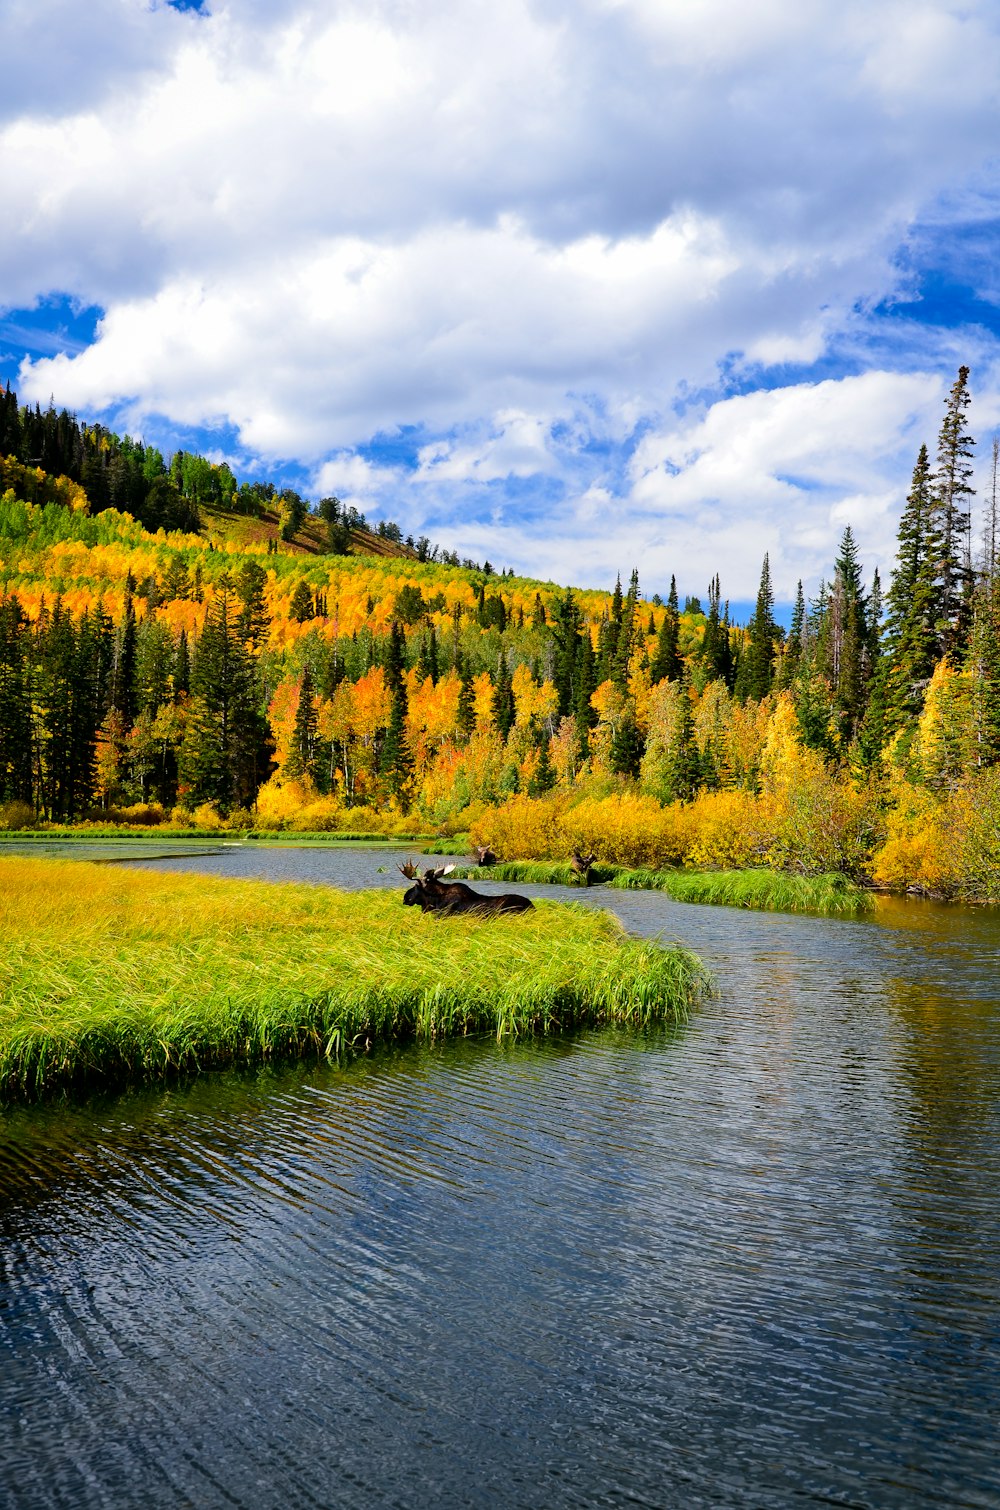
{"left": 2, "top": 844, "right": 999, "bottom": 1508}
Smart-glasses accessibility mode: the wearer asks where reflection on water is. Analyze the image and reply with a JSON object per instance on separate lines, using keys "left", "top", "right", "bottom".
{"left": 2, "top": 846, "right": 999, "bottom": 1508}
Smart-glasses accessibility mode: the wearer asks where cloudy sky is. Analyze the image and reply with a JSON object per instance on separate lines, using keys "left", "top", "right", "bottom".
{"left": 3, "top": 0, "right": 1000, "bottom": 609}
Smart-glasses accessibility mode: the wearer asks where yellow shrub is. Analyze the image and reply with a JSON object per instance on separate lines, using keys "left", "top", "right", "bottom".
{"left": 684, "top": 790, "right": 770, "bottom": 868}
{"left": 871, "top": 827, "right": 958, "bottom": 894}
{"left": 288, "top": 796, "right": 348, "bottom": 832}
{"left": 191, "top": 802, "right": 226, "bottom": 831}
{"left": 955, "top": 768, "right": 1000, "bottom": 900}
{"left": 437, "top": 801, "right": 489, "bottom": 837}
{"left": 871, "top": 767, "right": 1000, "bottom": 898}
{"left": 105, "top": 803, "right": 167, "bottom": 827}
{"left": 471, "top": 791, "right": 704, "bottom": 868}
{"left": 469, "top": 794, "right": 568, "bottom": 860}
{"left": 563, "top": 794, "right": 699, "bottom": 867}
{"left": 0, "top": 800, "right": 37, "bottom": 831}
{"left": 254, "top": 777, "right": 311, "bottom": 828}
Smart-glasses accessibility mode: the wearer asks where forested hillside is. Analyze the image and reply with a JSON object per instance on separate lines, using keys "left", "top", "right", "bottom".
{"left": 1, "top": 368, "right": 999, "bottom": 898}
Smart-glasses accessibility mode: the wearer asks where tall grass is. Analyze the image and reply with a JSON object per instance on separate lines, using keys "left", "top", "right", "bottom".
{"left": 0, "top": 858, "right": 711, "bottom": 1100}
{"left": 0, "top": 827, "right": 404, "bottom": 842}
{"left": 453, "top": 861, "right": 872, "bottom": 914}
{"left": 608, "top": 867, "right": 873, "bottom": 914}
{"left": 422, "top": 834, "right": 473, "bottom": 855}
{"left": 451, "top": 860, "right": 618, "bottom": 886}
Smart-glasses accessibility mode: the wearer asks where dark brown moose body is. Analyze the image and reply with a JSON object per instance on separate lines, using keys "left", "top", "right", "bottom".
{"left": 399, "top": 863, "right": 533, "bottom": 916}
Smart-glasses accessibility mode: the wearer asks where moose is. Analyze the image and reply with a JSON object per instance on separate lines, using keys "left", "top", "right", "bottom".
{"left": 474, "top": 845, "right": 498, "bottom": 867}
{"left": 569, "top": 848, "right": 597, "bottom": 887}
{"left": 399, "top": 862, "right": 533, "bottom": 916}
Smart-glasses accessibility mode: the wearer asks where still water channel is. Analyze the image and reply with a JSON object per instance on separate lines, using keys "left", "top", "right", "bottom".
{"left": 2, "top": 844, "right": 999, "bottom": 1508}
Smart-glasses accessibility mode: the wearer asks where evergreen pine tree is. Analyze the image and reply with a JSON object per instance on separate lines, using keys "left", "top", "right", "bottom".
{"left": 457, "top": 660, "right": 476, "bottom": 737}
{"left": 650, "top": 576, "right": 681, "bottom": 684}
{"left": 612, "top": 570, "right": 639, "bottom": 691}
{"left": 663, "top": 675, "right": 699, "bottom": 800}
{"left": 574, "top": 623, "right": 598, "bottom": 749}
{"left": 163, "top": 556, "right": 192, "bottom": 602}
{"left": 381, "top": 686, "right": 414, "bottom": 807}
{"left": 285, "top": 665, "right": 319, "bottom": 781}
{"left": 289, "top": 580, "right": 314, "bottom": 623}
{"left": 718, "top": 603, "right": 735, "bottom": 689}
{"left": 967, "top": 585, "right": 1000, "bottom": 768}
{"left": 827, "top": 526, "right": 870, "bottom": 741}
{"left": 528, "top": 727, "right": 557, "bottom": 796}
{"left": 777, "top": 581, "right": 805, "bottom": 690}
{"left": 179, "top": 581, "right": 268, "bottom": 812}
{"left": 881, "top": 446, "right": 939, "bottom": 735}
{"left": 492, "top": 655, "right": 515, "bottom": 738}
{"left": 382, "top": 621, "right": 407, "bottom": 698}
{"left": 610, "top": 704, "right": 643, "bottom": 778}
{"left": 174, "top": 631, "right": 191, "bottom": 699}
{"left": 700, "top": 574, "right": 722, "bottom": 678}
{"left": 135, "top": 618, "right": 173, "bottom": 718}
{"left": 931, "top": 365, "right": 976, "bottom": 655}
{"left": 609, "top": 574, "right": 624, "bottom": 636}
{"left": 550, "top": 588, "right": 581, "bottom": 718}
{"left": 416, "top": 626, "right": 439, "bottom": 684}
{"left": 110, "top": 580, "right": 137, "bottom": 727}
{"left": 236, "top": 561, "right": 271, "bottom": 649}
{"left": 744, "top": 554, "right": 777, "bottom": 700}
{"left": 0, "top": 595, "right": 34, "bottom": 805}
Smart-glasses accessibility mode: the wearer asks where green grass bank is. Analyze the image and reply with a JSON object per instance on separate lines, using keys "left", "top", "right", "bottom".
{"left": 450, "top": 861, "right": 873, "bottom": 914}
{"left": 0, "top": 857, "right": 711, "bottom": 1100}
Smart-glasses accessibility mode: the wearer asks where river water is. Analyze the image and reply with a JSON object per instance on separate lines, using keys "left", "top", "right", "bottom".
{"left": 2, "top": 845, "right": 999, "bottom": 1509}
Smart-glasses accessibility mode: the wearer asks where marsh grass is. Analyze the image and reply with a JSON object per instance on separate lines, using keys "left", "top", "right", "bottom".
{"left": 422, "top": 834, "right": 473, "bottom": 855}
{"left": 454, "top": 862, "right": 872, "bottom": 914}
{"left": 0, "top": 857, "right": 710, "bottom": 1100}
{"left": 0, "top": 827, "right": 404, "bottom": 843}
{"left": 451, "top": 860, "right": 619, "bottom": 886}
{"left": 609, "top": 867, "right": 872, "bottom": 913}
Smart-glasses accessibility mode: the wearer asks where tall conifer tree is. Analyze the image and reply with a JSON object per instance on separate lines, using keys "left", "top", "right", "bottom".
{"left": 179, "top": 581, "right": 267, "bottom": 812}
{"left": 744, "top": 554, "right": 777, "bottom": 700}
{"left": 650, "top": 576, "right": 681, "bottom": 684}
{"left": 880, "top": 445, "right": 939, "bottom": 735}
{"left": 0, "top": 595, "right": 33, "bottom": 805}
{"left": 931, "top": 365, "right": 976, "bottom": 654}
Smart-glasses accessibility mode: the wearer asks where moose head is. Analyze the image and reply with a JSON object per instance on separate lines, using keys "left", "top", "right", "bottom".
{"left": 398, "top": 861, "right": 456, "bottom": 909}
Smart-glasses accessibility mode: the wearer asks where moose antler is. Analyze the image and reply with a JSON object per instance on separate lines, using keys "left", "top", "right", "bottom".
{"left": 399, "top": 861, "right": 421, "bottom": 879}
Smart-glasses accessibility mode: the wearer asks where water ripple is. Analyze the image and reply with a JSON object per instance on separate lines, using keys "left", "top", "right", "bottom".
{"left": 2, "top": 849, "right": 1000, "bottom": 1507}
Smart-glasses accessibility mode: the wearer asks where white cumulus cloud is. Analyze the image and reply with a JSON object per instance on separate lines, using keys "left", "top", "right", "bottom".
{"left": 3, "top": 0, "right": 1000, "bottom": 589}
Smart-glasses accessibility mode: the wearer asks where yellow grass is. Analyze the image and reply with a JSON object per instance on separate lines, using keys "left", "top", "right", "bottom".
{"left": 0, "top": 857, "right": 711, "bottom": 1098}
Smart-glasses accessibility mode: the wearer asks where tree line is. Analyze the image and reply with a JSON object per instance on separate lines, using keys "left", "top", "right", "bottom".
{"left": 0, "top": 384, "right": 484, "bottom": 565}
{"left": 1, "top": 366, "right": 998, "bottom": 832}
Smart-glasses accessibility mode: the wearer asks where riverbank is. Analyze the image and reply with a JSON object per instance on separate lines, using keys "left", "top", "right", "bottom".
{"left": 449, "top": 862, "right": 873, "bottom": 915}
{"left": 0, "top": 857, "right": 710, "bottom": 1100}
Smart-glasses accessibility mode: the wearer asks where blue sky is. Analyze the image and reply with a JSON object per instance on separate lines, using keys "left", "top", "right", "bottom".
{"left": 3, "top": 0, "right": 1000, "bottom": 615}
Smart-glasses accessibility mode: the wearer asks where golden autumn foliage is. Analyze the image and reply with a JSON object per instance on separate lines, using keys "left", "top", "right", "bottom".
{"left": 870, "top": 764, "right": 1000, "bottom": 898}
{"left": 470, "top": 792, "right": 701, "bottom": 868}
{"left": 468, "top": 696, "right": 882, "bottom": 877}
{"left": 6, "top": 453, "right": 1000, "bottom": 897}
{"left": 0, "top": 458, "right": 88, "bottom": 512}
{"left": 512, "top": 664, "right": 557, "bottom": 728}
